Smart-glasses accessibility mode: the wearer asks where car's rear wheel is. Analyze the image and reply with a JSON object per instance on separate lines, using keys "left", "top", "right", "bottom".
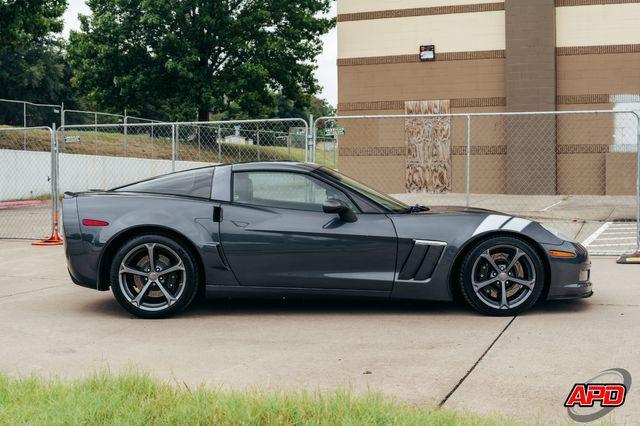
{"left": 110, "top": 234, "right": 199, "bottom": 318}
{"left": 459, "top": 236, "right": 545, "bottom": 316}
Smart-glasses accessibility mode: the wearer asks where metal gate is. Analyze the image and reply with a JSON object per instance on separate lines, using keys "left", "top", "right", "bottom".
{"left": 0, "top": 126, "right": 56, "bottom": 239}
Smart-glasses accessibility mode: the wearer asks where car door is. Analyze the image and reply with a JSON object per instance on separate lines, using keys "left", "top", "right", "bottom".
{"left": 219, "top": 170, "right": 397, "bottom": 291}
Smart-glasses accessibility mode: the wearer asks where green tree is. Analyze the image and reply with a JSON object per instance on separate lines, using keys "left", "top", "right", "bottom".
{"left": 0, "top": 0, "right": 72, "bottom": 126}
{"left": 68, "top": 0, "right": 334, "bottom": 121}
{"left": 276, "top": 94, "right": 335, "bottom": 120}
{"left": 0, "top": 0, "right": 67, "bottom": 46}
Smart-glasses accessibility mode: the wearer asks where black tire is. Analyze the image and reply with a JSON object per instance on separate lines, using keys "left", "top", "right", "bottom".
{"left": 110, "top": 234, "right": 200, "bottom": 319}
{"left": 458, "top": 236, "right": 545, "bottom": 316}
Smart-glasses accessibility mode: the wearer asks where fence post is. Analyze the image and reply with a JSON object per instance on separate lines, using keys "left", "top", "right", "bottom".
{"left": 217, "top": 127, "right": 222, "bottom": 163}
{"left": 466, "top": 114, "right": 472, "bottom": 207}
{"left": 333, "top": 136, "right": 337, "bottom": 169}
{"left": 197, "top": 126, "right": 201, "bottom": 162}
{"left": 53, "top": 123, "right": 59, "bottom": 228}
{"left": 94, "top": 112, "right": 98, "bottom": 155}
{"left": 23, "top": 101, "right": 27, "bottom": 149}
{"left": 171, "top": 124, "right": 176, "bottom": 171}
{"left": 636, "top": 112, "right": 640, "bottom": 251}
{"left": 175, "top": 123, "right": 180, "bottom": 162}
{"left": 307, "top": 114, "right": 314, "bottom": 162}
{"left": 32, "top": 124, "right": 63, "bottom": 245}
{"left": 123, "top": 109, "right": 128, "bottom": 157}
{"left": 50, "top": 126, "right": 55, "bottom": 235}
{"left": 256, "top": 129, "right": 261, "bottom": 161}
{"left": 323, "top": 136, "right": 327, "bottom": 164}
{"left": 60, "top": 104, "right": 65, "bottom": 153}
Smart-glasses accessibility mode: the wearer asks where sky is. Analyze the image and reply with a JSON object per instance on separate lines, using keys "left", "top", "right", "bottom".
{"left": 62, "top": 0, "right": 338, "bottom": 106}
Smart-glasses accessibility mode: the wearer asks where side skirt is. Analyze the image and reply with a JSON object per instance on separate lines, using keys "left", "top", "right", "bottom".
{"left": 205, "top": 285, "right": 391, "bottom": 300}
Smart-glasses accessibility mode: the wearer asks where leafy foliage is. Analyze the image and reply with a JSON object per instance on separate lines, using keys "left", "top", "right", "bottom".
{"left": 68, "top": 0, "right": 335, "bottom": 121}
{"left": 0, "top": 0, "right": 76, "bottom": 126}
{"left": 0, "top": 0, "right": 67, "bottom": 46}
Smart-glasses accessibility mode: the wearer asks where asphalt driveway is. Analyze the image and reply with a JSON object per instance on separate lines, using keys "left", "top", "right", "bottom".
{"left": 0, "top": 240, "right": 638, "bottom": 423}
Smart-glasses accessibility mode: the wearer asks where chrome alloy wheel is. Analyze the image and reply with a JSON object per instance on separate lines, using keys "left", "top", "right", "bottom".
{"left": 118, "top": 243, "right": 186, "bottom": 312}
{"left": 471, "top": 244, "right": 536, "bottom": 310}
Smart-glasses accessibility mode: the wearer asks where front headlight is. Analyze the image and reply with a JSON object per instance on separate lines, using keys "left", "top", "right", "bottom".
{"left": 541, "top": 223, "right": 575, "bottom": 243}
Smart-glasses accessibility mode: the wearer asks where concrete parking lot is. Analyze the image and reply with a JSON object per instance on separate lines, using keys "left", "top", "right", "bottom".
{"left": 0, "top": 240, "right": 639, "bottom": 423}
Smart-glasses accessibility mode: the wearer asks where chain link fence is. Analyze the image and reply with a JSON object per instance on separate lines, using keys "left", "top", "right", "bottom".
{"left": 0, "top": 118, "right": 309, "bottom": 240}
{"left": 173, "top": 119, "right": 309, "bottom": 165}
{"left": 314, "top": 111, "right": 640, "bottom": 255}
{"left": 2, "top": 111, "right": 638, "bottom": 256}
{"left": 0, "top": 99, "right": 62, "bottom": 128}
{"left": 55, "top": 118, "right": 309, "bottom": 196}
{"left": 0, "top": 126, "right": 55, "bottom": 239}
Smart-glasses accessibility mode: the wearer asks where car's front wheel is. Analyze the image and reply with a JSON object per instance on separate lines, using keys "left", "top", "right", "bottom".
{"left": 110, "top": 234, "right": 199, "bottom": 318}
{"left": 459, "top": 236, "right": 545, "bottom": 316}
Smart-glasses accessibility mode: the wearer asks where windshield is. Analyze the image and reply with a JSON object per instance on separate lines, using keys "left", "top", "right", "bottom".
{"left": 318, "top": 167, "right": 409, "bottom": 213}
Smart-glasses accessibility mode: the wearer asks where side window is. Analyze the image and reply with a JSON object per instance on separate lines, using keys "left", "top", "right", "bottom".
{"left": 114, "top": 167, "right": 213, "bottom": 199}
{"left": 233, "top": 171, "right": 357, "bottom": 212}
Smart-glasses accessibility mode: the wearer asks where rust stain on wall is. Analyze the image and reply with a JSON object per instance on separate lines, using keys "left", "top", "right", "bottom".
{"left": 405, "top": 100, "right": 452, "bottom": 193}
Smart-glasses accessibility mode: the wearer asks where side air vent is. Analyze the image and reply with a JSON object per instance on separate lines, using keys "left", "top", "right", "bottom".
{"left": 398, "top": 240, "right": 446, "bottom": 281}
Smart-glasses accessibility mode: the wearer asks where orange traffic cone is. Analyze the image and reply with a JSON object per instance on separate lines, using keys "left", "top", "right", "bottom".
{"left": 33, "top": 210, "right": 64, "bottom": 246}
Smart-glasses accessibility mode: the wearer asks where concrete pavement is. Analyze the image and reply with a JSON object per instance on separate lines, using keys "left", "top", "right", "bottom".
{"left": 0, "top": 240, "right": 638, "bottom": 423}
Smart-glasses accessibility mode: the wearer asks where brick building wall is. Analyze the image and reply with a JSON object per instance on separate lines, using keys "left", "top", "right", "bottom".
{"left": 336, "top": 0, "right": 640, "bottom": 195}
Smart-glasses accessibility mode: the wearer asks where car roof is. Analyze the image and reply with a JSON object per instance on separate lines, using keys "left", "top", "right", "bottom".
{"left": 230, "top": 161, "right": 320, "bottom": 172}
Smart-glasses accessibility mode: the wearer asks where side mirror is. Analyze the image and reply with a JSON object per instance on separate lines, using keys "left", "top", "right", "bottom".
{"left": 323, "top": 199, "right": 358, "bottom": 223}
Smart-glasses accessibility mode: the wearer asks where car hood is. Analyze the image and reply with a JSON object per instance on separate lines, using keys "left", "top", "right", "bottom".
{"left": 389, "top": 206, "right": 565, "bottom": 247}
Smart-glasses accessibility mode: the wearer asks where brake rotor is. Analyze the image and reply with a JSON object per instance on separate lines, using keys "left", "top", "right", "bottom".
{"left": 481, "top": 252, "right": 525, "bottom": 299}
{"left": 132, "top": 254, "right": 177, "bottom": 298}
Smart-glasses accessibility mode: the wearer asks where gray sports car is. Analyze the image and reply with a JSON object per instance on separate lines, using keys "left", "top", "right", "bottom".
{"left": 62, "top": 162, "right": 592, "bottom": 318}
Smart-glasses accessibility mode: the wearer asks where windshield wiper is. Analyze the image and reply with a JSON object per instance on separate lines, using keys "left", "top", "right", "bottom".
{"left": 403, "top": 204, "right": 430, "bottom": 214}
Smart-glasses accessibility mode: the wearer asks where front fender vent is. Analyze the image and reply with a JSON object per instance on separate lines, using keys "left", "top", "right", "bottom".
{"left": 398, "top": 240, "right": 447, "bottom": 281}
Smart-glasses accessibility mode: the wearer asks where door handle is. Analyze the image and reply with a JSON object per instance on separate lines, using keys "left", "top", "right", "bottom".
{"left": 213, "top": 206, "right": 223, "bottom": 222}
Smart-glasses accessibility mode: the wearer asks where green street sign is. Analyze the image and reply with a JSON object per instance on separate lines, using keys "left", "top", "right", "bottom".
{"left": 324, "top": 127, "right": 345, "bottom": 136}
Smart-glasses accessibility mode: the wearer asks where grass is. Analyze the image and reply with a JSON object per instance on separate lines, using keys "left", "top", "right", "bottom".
{"left": 0, "top": 372, "right": 508, "bottom": 425}
{"left": 0, "top": 125, "right": 337, "bottom": 168}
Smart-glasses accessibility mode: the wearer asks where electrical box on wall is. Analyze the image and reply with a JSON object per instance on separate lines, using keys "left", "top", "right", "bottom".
{"left": 419, "top": 45, "right": 435, "bottom": 61}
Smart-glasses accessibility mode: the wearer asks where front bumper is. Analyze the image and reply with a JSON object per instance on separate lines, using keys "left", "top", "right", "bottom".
{"left": 545, "top": 241, "right": 593, "bottom": 300}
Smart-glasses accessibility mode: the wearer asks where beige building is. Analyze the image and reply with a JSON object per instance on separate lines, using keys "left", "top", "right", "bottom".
{"left": 336, "top": 0, "right": 640, "bottom": 195}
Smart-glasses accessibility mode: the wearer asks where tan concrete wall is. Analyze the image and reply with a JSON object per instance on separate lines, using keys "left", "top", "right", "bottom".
{"left": 556, "top": 3, "right": 640, "bottom": 47}
{"left": 557, "top": 53, "right": 640, "bottom": 96}
{"left": 338, "top": 59, "right": 505, "bottom": 102}
{"left": 338, "top": 11, "right": 505, "bottom": 58}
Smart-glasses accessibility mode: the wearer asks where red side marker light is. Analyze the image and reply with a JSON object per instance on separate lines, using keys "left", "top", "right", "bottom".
{"left": 82, "top": 219, "right": 109, "bottom": 227}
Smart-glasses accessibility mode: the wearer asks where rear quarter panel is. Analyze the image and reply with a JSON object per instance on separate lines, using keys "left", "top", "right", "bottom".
{"left": 72, "top": 193, "right": 235, "bottom": 289}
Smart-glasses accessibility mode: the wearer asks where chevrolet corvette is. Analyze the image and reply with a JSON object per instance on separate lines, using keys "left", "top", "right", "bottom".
{"left": 62, "top": 162, "right": 592, "bottom": 318}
